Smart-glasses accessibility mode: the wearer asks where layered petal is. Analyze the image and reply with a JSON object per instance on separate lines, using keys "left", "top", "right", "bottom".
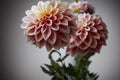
{"left": 21, "top": 0, "right": 77, "bottom": 51}
{"left": 67, "top": 13, "right": 108, "bottom": 55}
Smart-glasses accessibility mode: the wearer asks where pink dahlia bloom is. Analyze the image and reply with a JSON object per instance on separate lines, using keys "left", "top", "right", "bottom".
{"left": 21, "top": 0, "right": 77, "bottom": 51}
{"left": 69, "top": 1, "right": 95, "bottom": 14}
{"left": 67, "top": 13, "right": 108, "bottom": 55}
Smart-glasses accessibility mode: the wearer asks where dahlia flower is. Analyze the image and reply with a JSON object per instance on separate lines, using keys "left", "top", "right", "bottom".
{"left": 67, "top": 13, "right": 108, "bottom": 55}
{"left": 69, "top": 1, "right": 95, "bottom": 14}
{"left": 21, "top": 0, "right": 77, "bottom": 51}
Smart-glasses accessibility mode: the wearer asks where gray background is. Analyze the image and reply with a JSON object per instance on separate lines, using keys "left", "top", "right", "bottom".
{"left": 1, "top": 0, "right": 120, "bottom": 80}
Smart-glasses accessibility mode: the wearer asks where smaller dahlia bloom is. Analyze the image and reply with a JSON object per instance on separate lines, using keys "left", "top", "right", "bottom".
{"left": 21, "top": 0, "right": 77, "bottom": 51}
{"left": 67, "top": 13, "right": 108, "bottom": 55}
{"left": 69, "top": 1, "right": 95, "bottom": 14}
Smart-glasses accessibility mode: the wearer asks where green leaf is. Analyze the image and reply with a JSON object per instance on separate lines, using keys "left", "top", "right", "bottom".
{"left": 40, "top": 66, "right": 53, "bottom": 75}
{"left": 44, "top": 64, "right": 55, "bottom": 73}
{"left": 51, "top": 61, "right": 59, "bottom": 70}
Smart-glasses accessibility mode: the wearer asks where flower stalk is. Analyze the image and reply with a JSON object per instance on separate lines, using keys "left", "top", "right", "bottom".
{"left": 41, "top": 50, "right": 99, "bottom": 80}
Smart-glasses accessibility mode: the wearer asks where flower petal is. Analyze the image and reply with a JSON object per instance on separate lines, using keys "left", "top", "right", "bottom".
{"left": 26, "top": 26, "right": 35, "bottom": 35}
{"left": 35, "top": 32, "right": 43, "bottom": 41}
{"left": 57, "top": 14, "right": 63, "bottom": 19}
{"left": 90, "top": 27, "right": 97, "bottom": 32}
{"left": 84, "top": 35, "right": 92, "bottom": 47}
{"left": 51, "top": 8, "right": 59, "bottom": 15}
{"left": 45, "top": 42, "right": 52, "bottom": 51}
{"left": 74, "top": 36, "right": 83, "bottom": 47}
{"left": 60, "top": 19, "right": 68, "bottom": 26}
{"left": 69, "top": 37, "right": 76, "bottom": 48}
{"left": 79, "top": 43, "right": 88, "bottom": 50}
{"left": 90, "top": 39, "right": 97, "bottom": 48}
{"left": 91, "top": 32, "right": 100, "bottom": 39}
{"left": 51, "top": 24, "right": 59, "bottom": 31}
{"left": 25, "top": 10, "right": 35, "bottom": 19}
{"left": 59, "top": 25, "right": 70, "bottom": 33}
{"left": 46, "top": 19, "right": 52, "bottom": 26}
{"left": 58, "top": 32, "right": 69, "bottom": 42}
{"left": 27, "top": 35, "right": 34, "bottom": 42}
{"left": 57, "top": 2, "right": 68, "bottom": 13}
{"left": 22, "top": 16, "right": 32, "bottom": 23}
{"left": 53, "top": 39, "right": 61, "bottom": 49}
{"left": 79, "top": 31, "right": 88, "bottom": 41}
{"left": 38, "top": 39, "right": 46, "bottom": 48}
{"left": 47, "top": 31, "right": 57, "bottom": 44}
{"left": 42, "top": 27, "right": 52, "bottom": 40}
{"left": 95, "top": 25, "right": 103, "bottom": 30}
{"left": 41, "top": 25, "right": 47, "bottom": 33}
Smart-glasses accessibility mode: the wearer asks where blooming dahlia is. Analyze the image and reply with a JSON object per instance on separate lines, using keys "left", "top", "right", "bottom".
{"left": 21, "top": 0, "right": 77, "bottom": 51}
{"left": 69, "top": 1, "right": 95, "bottom": 14}
{"left": 67, "top": 13, "right": 108, "bottom": 55}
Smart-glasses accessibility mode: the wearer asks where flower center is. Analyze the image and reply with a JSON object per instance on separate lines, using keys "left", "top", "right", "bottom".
{"left": 38, "top": 4, "right": 52, "bottom": 19}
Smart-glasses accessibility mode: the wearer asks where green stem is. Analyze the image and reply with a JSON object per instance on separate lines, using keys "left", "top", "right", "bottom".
{"left": 41, "top": 50, "right": 99, "bottom": 80}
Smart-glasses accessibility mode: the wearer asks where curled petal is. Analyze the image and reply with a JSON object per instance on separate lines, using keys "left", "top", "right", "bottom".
{"left": 60, "top": 19, "right": 68, "bottom": 26}
{"left": 21, "top": 23, "right": 27, "bottom": 29}
{"left": 47, "top": 31, "right": 57, "bottom": 44}
{"left": 26, "top": 26, "right": 35, "bottom": 35}
{"left": 57, "top": 2, "right": 68, "bottom": 13}
{"left": 74, "top": 36, "right": 83, "bottom": 46}
{"left": 46, "top": 19, "right": 52, "bottom": 26}
{"left": 79, "top": 43, "right": 88, "bottom": 50}
{"left": 35, "top": 32, "right": 43, "bottom": 41}
{"left": 59, "top": 25, "right": 70, "bottom": 33}
{"left": 63, "top": 9, "right": 72, "bottom": 15}
{"left": 27, "top": 35, "right": 34, "bottom": 42}
{"left": 64, "top": 16, "right": 71, "bottom": 21}
{"left": 95, "top": 25, "right": 103, "bottom": 30}
{"left": 90, "top": 39, "right": 97, "bottom": 48}
{"left": 54, "top": 19, "right": 60, "bottom": 25}
{"left": 68, "top": 21, "right": 77, "bottom": 29}
{"left": 69, "top": 38, "right": 76, "bottom": 48}
{"left": 57, "top": 14, "right": 63, "bottom": 19}
{"left": 37, "top": 1, "right": 44, "bottom": 7}
{"left": 79, "top": 31, "right": 88, "bottom": 41}
{"left": 38, "top": 39, "right": 46, "bottom": 48}
{"left": 51, "top": 8, "right": 59, "bottom": 15}
{"left": 53, "top": 39, "right": 61, "bottom": 49}
{"left": 45, "top": 43, "right": 52, "bottom": 51}
{"left": 99, "top": 31, "right": 108, "bottom": 39}
{"left": 91, "top": 32, "right": 100, "bottom": 39}
{"left": 94, "top": 16, "right": 101, "bottom": 25}
{"left": 87, "top": 21, "right": 95, "bottom": 27}
{"left": 90, "top": 27, "right": 97, "bottom": 32}
{"left": 42, "top": 27, "right": 52, "bottom": 40}
{"left": 85, "top": 27, "right": 90, "bottom": 31}
{"left": 25, "top": 10, "right": 35, "bottom": 19}
{"left": 36, "top": 27, "right": 41, "bottom": 34}
{"left": 84, "top": 35, "right": 92, "bottom": 46}
{"left": 50, "top": 0, "right": 57, "bottom": 8}
{"left": 51, "top": 24, "right": 59, "bottom": 31}
{"left": 41, "top": 26, "right": 47, "bottom": 33}
{"left": 51, "top": 16, "right": 57, "bottom": 21}
{"left": 58, "top": 32, "right": 69, "bottom": 42}
{"left": 22, "top": 16, "right": 33, "bottom": 23}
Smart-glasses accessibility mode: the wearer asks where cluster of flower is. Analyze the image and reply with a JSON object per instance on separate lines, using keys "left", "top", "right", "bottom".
{"left": 21, "top": 0, "right": 108, "bottom": 55}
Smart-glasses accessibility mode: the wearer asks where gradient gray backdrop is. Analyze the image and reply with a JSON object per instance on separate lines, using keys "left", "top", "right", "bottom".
{"left": 1, "top": 0, "right": 120, "bottom": 80}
